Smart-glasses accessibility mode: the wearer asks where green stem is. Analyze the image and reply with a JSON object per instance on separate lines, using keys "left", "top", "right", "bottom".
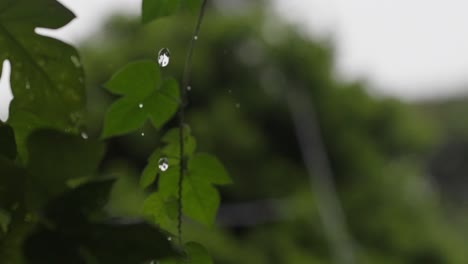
{"left": 177, "top": 0, "right": 209, "bottom": 246}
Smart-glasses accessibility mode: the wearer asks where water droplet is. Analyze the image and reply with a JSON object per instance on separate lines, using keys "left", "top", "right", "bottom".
{"left": 25, "top": 81, "right": 30, "bottom": 89}
{"left": 187, "top": 86, "right": 191, "bottom": 91}
{"left": 81, "top": 132, "right": 88, "bottom": 139}
{"left": 194, "top": 35, "right": 198, "bottom": 40}
{"left": 158, "top": 157, "right": 169, "bottom": 172}
{"left": 70, "top": 55, "right": 81, "bottom": 68}
{"left": 228, "top": 89, "right": 232, "bottom": 94}
{"left": 167, "top": 236, "right": 172, "bottom": 241}
{"left": 139, "top": 103, "right": 144, "bottom": 109}
{"left": 157, "top": 48, "right": 170, "bottom": 67}
{"left": 141, "top": 132, "right": 145, "bottom": 137}
{"left": 236, "top": 103, "right": 240, "bottom": 108}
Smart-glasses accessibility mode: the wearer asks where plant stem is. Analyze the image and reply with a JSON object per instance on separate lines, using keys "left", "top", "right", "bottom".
{"left": 177, "top": 0, "right": 209, "bottom": 246}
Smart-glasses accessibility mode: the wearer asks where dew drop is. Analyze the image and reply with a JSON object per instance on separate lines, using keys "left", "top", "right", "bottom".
{"left": 139, "top": 103, "right": 144, "bottom": 109}
{"left": 228, "top": 89, "right": 232, "bottom": 94}
{"left": 194, "top": 35, "right": 198, "bottom": 40}
{"left": 167, "top": 236, "right": 172, "bottom": 241}
{"left": 70, "top": 55, "right": 81, "bottom": 68}
{"left": 187, "top": 86, "right": 191, "bottom": 91}
{"left": 25, "top": 81, "right": 30, "bottom": 89}
{"left": 158, "top": 157, "right": 169, "bottom": 172}
{"left": 81, "top": 132, "right": 88, "bottom": 139}
{"left": 141, "top": 132, "right": 145, "bottom": 137}
{"left": 236, "top": 103, "right": 240, "bottom": 108}
{"left": 157, "top": 48, "right": 170, "bottom": 67}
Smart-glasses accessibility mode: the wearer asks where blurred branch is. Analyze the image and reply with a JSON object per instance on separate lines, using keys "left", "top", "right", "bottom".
{"left": 286, "top": 86, "right": 357, "bottom": 264}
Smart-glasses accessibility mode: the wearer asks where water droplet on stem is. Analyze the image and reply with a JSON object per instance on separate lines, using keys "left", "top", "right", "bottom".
{"left": 157, "top": 48, "right": 170, "bottom": 67}
{"left": 158, "top": 157, "right": 169, "bottom": 171}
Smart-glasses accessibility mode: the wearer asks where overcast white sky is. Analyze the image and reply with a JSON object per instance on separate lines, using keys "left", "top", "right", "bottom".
{"left": 2, "top": 0, "right": 468, "bottom": 120}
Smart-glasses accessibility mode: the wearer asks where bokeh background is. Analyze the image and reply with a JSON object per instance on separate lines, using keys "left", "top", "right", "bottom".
{"left": 2, "top": 0, "right": 468, "bottom": 263}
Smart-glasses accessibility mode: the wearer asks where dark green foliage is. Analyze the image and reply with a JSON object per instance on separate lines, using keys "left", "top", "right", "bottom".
{"left": 24, "top": 181, "right": 176, "bottom": 263}
{"left": 0, "top": 0, "right": 85, "bottom": 157}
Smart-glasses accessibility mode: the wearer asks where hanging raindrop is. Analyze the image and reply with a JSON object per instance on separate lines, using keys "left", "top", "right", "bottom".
{"left": 187, "top": 86, "right": 192, "bottom": 91}
{"left": 157, "top": 48, "right": 171, "bottom": 67}
{"left": 81, "top": 132, "right": 88, "bottom": 139}
{"left": 194, "top": 35, "right": 198, "bottom": 40}
{"left": 139, "top": 103, "right": 144, "bottom": 109}
{"left": 158, "top": 157, "right": 169, "bottom": 171}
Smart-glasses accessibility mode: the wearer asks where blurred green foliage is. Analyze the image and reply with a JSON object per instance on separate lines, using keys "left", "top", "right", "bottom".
{"left": 77, "top": 5, "right": 468, "bottom": 264}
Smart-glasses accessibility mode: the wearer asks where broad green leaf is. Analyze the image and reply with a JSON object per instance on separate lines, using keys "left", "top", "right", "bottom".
{"left": 188, "top": 153, "right": 231, "bottom": 185}
{"left": 26, "top": 129, "right": 105, "bottom": 210}
{"left": 185, "top": 242, "right": 213, "bottom": 264}
{"left": 0, "top": 123, "right": 16, "bottom": 160}
{"left": 142, "top": 0, "right": 203, "bottom": 24}
{"left": 1, "top": 0, "right": 86, "bottom": 157}
{"left": 102, "top": 60, "right": 180, "bottom": 138}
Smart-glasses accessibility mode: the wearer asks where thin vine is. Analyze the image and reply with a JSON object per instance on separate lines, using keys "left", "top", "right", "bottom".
{"left": 177, "top": 0, "right": 209, "bottom": 246}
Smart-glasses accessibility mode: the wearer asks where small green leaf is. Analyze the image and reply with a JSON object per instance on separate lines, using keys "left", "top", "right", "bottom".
{"left": 140, "top": 149, "right": 180, "bottom": 189}
{"left": 102, "top": 60, "right": 180, "bottom": 138}
{"left": 188, "top": 153, "right": 231, "bottom": 185}
{"left": 0, "top": 123, "right": 17, "bottom": 160}
{"left": 142, "top": 192, "right": 178, "bottom": 234}
{"left": 142, "top": 0, "right": 203, "bottom": 24}
{"left": 182, "top": 176, "right": 219, "bottom": 226}
{"left": 185, "top": 242, "right": 213, "bottom": 264}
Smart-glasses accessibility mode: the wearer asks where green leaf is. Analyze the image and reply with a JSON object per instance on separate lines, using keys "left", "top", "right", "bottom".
{"left": 140, "top": 149, "right": 180, "bottom": 189}
{"left": 1, "top": 0, "right": 86, "bottom": 157}
{"left": 185, "top": 242, "right": 213, "bottom": 264}
{"left": 142, "top": 0, "right": 203, "bottom": 24}
{"left": 142, "top": 192, "right": 178, "bottom": 234}
{"left": 182, "top": 177, "right": 219, "bottom": 226}
{"left": 188, "top": 153, "right": 231, "bottom": 185}
{"left": 0, "top": 123, "right": 16, "bottom": 160}
{"left": 102, "top": 60, "right": 179, "bottom": 138}
{"left": 142, "top": 151, "right": 231, "bottom": 227}
{"left": 26, "top": 129, "right": 105, "bottom": 209}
